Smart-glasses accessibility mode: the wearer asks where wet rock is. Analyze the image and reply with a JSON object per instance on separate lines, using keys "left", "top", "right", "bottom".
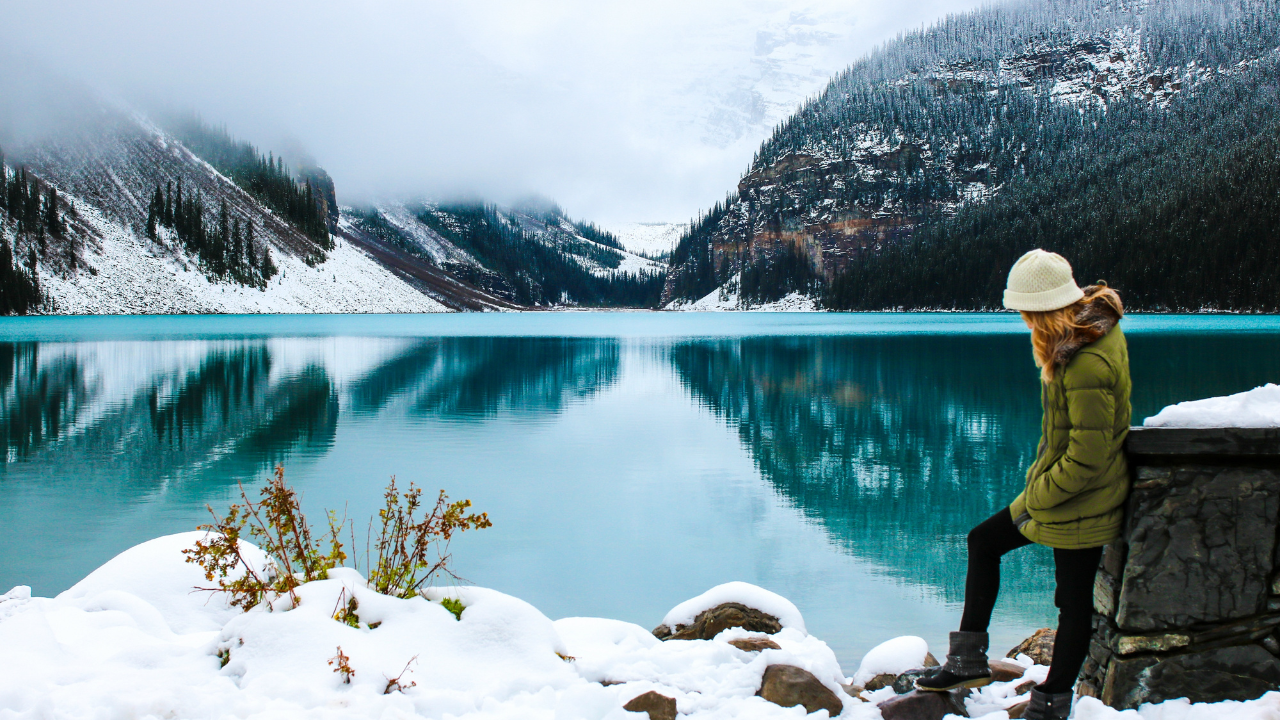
{"left": 1101, "top": 643, "right": 1280, "bottom": 708}
{"left": 1116, "top": 467, "right": 1280, "bottom": 632}
{"left": 988, "top": 659, "right": 1026, "bottom": 682}
{"left": 655, "top": 603, "right": 783, "bottom": 641}
{"left": 623, "top": 690, "right": 677, "bottom": 720}
{"left": 923, "top": 652, "right": 940, "bottom": 667}
{"left": 758, "top": 664, "right": 844, "bottom": 716}
{"left": 728, "top": 637, "right": 781, "bottom": 653}
{"left": 1007, "top": 628, "right": 1055, "bottom": 665}
{"left": 865, "top": 673, "right": 898, "bottom": 691}
{"left": 877, "top": 689, "right": 969, "bottom": 720}
{"left": 891, "top": 668, "right": 931, "bottom": 694}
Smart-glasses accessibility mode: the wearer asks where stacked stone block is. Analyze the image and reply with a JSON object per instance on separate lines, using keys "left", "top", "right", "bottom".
{"left": 1079, "top": 427, "right": 1280, "bottom": 708}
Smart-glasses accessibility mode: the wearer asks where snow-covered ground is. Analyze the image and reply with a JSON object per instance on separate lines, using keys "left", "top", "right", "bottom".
{"left": 5, "top": 533, "right": 1276, "bottom": 719}
{"left": 37, "top": 202, "right": 446, "bottom": 315}
{"left": 666, "top": 276, "right": 820, "bottom": 312}
{"left": 1145, "top": 384, "right": 1280, "bottom": 428}
{"left": 599, "top": 222, "right": 685, "bottom": 259}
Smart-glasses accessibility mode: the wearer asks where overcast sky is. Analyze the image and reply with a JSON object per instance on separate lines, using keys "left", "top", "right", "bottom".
{"left": 0, "top": 0, "right": 981, "bottom": 224}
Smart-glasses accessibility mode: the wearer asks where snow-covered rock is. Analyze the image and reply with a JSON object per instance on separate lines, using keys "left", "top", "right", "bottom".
{"left": 4, "top": 534, "right": 1280, "bottom": 718}
{"left": 850, "top": 635, "right": 931, "bottom": 686}
{"left": 661, "top": 581, "right": 806, "bottom": 635}
{"left": 1144, "top": 384, "right": 1280, "bottom": 428}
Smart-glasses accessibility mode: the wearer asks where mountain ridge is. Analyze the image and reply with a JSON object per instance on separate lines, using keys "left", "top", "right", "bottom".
{"left": 661, "top": 0, "right": 1280, "bottom": 312}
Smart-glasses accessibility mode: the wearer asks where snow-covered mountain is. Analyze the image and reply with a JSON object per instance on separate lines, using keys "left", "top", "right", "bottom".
{"left": 0, "top": 97, "right": 665, "bottom": 314}
{"left": 662, "top": 0, "right": 1280, "bottom": 312}
{"left": 0, "top": 107, "right": 448, "bottom": 314}
{"left": 597, "top": 222, "right": 685, "bottom": 260}
{"left": 341, "top": 200, "right": 665, "bottom": 309}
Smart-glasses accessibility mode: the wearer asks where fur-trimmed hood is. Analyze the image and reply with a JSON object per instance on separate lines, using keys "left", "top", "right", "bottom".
{"left": 1054, "top": 286, "right": 1122, "bottom": 367}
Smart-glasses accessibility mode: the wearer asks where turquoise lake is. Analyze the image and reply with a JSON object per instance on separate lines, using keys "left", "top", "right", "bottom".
{"left": 2, "top": 312, "right": 1279, "bottom": 668}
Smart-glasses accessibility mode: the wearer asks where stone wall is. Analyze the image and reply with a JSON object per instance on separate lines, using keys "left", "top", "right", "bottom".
{"left": 1080, "top": 427, "right": 1280, "bottom": 708}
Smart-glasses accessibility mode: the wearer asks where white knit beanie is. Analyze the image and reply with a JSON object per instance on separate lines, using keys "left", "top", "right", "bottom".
{"left": 1003, "top": 249, "right": 1084, "bottom": 312}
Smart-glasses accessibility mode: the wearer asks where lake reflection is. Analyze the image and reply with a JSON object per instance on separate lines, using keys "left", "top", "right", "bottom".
{"left": 1, "top": 314, "right": 1277, "bottom": 667}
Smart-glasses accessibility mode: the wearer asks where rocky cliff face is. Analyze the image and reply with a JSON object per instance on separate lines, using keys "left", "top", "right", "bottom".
{"left": 661, "top": 0, "right": 1280, "bottom": 309}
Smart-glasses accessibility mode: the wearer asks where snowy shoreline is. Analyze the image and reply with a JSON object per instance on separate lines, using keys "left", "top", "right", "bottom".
{"left": 3, "top": 533, "right": 1277, "bottom": 719}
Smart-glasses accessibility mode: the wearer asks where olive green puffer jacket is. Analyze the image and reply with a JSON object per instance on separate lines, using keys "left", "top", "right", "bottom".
{"left": 1008, "top": 304, "right": 1132, "bottom": 550}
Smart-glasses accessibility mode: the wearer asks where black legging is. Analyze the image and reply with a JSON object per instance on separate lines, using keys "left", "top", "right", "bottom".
{"left": 958, "top": 509, "right": 1103, "bottom": 694}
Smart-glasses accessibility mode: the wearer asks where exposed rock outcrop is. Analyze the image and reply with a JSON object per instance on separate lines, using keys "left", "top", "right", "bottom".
{"left": 757, "top": 664, "right": 844, "bottom": 716}
{"left": 622, "top": 691, "right": 677, "bottom": 720}
{"left": 653, "top": 602, "right": 782, "bottom": 641}
{"left": 1006, "top": 629, "right": 1055, "bottom": 665}
{"left": 728, "top": 637, "right": 780, "bottom": 653}
{"left": 877, "top": 689, "right": 969, "bottom": 720}
{"left": 1078, "top": 427, "right": 1280, "bottom": 708}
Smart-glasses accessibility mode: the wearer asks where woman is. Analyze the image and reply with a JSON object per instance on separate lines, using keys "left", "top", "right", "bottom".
{"left": 916, "top": 249, "right": 1131, "bottom": 720}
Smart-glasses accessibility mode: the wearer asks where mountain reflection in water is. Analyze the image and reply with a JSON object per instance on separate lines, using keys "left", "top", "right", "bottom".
{"left": 1, "top": 317, "right": 1278, "bottom": 665}
{"left": 671, "top": 335, "right": 1048, "bottom": 606}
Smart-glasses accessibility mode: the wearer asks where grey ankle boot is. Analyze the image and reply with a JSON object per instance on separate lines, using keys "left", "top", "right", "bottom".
{"left": 942, "top": 631, "right": 990, "bottom": 676}
{"left": 915, "top": 631, "right": 992, "bottom": 691}
{"left": 1024, "top": 687, "right": 1073, "bottom": 720}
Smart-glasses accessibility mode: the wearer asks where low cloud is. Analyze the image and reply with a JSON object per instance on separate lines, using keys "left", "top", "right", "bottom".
{"left": 0, "top": 0, "right": 981, "bottom": 224}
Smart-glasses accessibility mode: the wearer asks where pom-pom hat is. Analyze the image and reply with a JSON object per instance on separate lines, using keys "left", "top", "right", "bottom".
{"left": 1003, "top": 249, "right": 1084, "bottom": 312}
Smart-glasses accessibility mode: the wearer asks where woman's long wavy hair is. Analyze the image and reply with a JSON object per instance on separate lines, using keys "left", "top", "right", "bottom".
{"left": 1021, "top": 285, "right": 1124, "bottom": 383}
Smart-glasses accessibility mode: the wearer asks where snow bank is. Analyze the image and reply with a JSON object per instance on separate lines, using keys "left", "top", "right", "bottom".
{"left": 666, "top": 278, "right": 819, "bottom": 312}
{"left": 850, "top": 635, "right": 930, "bottom": 685}
{"left": 4, "top": 535, "right": 1278, "bottom": 719}
{"left": 1144, "top": 384, "right": 1280, "bottom": 428}
{"left": 0, "top": 536, "right": 855, "bottom": 719}
{"left": 661, "top": 580, "right": 806, "bottom": 634}
{"left": 56, "top": 531, "right": 269, "bottom": 635}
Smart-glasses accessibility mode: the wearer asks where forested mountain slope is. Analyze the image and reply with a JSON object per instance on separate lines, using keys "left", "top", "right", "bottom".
{"left": 663, "top": 0, "right": 1280, "bottom": 312}
{"left": 343, "top": 201, "right": 665, "bottom": 308}
{"left": 0, "top": 96, "right": 665, "bottom": 313}
{"left": 0, "top": 105, "right": 448, "bottom": 314}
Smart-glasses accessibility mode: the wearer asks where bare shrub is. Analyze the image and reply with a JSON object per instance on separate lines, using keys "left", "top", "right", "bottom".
{"left": 367, "top": 477, "right": 492, "bottom": 599}
{"left": 329, "top": 646, "right": 354, "bottom": 683}
{"left": 183, "top": 465, "right": 346, "bottom": 609}
{"left": 184, "top": 465, "right": 490, "bottom": 612}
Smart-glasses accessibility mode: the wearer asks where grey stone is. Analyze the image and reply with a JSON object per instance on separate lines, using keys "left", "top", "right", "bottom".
{"left": 891, "top": 668, "right": 931, "bottom": 694}
{"left": 658, "top": 602, "right": 783, "bottom": 641}
{"left": 1125, "top": 427, "right": 1280, "bottom": 457}
{"left": 1116, "top": 466, "right": 1280, "bottom": 632}
{"left": 1101, "top": 643, "right": 1280, "bottom": 709}
{"left": 1188, "top": 612, "right": 1280, "bottom": 646}
{"left": 1102, "top": 542, "right": 1126, "bottom": 578}
{"left": 877, "top": 689, "right": 969, "bottom": 720}
{"left": 623, "top": 690, "right": 677, "bottom": 720}
{"left": 1114, "top": 633, "right": 1190, "bottom": 655}
{"left": 758, "top": 664, "right": 844, "bottom": 716}
{"left": 1094, "top": 571, "right": 1120, "bottom": 617}
{"left": 1263, "top": 635, "right": 1280, "bottom": 656}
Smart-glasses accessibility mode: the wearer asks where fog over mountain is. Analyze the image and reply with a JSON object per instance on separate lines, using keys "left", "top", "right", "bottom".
{"left": 0, "top": 0, "right": 981, "bottom": 224}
